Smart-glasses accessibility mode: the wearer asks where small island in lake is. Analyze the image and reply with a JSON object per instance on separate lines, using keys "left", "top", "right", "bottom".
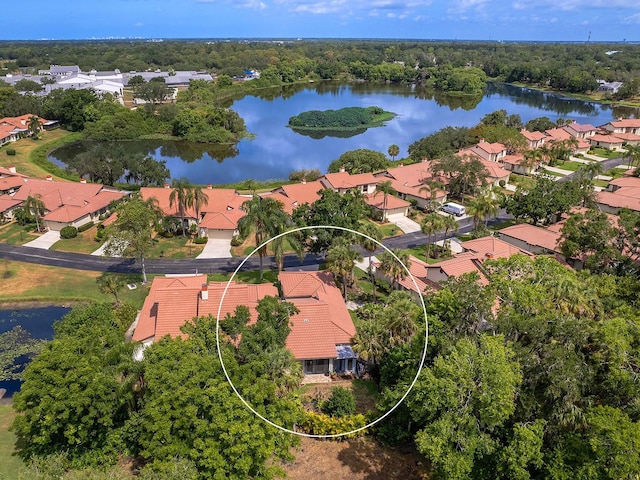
{"left": 288, "top": 106, "right": 396, "bottom": 137}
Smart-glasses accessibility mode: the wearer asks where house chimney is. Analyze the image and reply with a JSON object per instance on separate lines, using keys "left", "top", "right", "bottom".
{"left": 485, "top": 252, "right": 494, "bottom": 259}
{"left": 207, "top": 184, "right": 212, "bottom": 190}
{"left": 421, "top": 157, "right": 428, "bottom": 163}
{"left": 164, "top": 183, "right": 170, "bottom": 189}
{"left": 339, "top": 165, "right": 346, "bottom": 173}
{"left": 301, "top": 178, "right": 307, "bottom": 185}
{"left": 399, "top": 162, "right": 404, "bottom": 167}
{"left": 479, "top": 138, "right": 485, "bottom": 143}
{"left": 80, "top": 178, "right": 87, "bottom": 184}
{"left": 46, "top": 175, "right": 52, "bottom": 181}
{"left": 8, "top": 165, "right": 16, "bottom": 174}
{"left": 201, "top": 284, "right": 209, "bottom": 301}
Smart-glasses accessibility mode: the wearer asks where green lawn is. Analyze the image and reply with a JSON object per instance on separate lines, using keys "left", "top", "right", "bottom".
{"left": 149, "top": 235, "right": 205, "bottom": 259}
{"left": 0, "top": 405, "right": 25, "bottom": 479}
{"left": 555, "top": 160, "right": 589, "bottom": 172}
{"left": 540, "top": 168, "right": 565, "bottom": 177}
{"left": 403, "top": 245, "right": 452, "bottom": 264}
{"left": 0, "top": 222, "right": 38, "bottom": 245}
{"left": 509, "top": 173, "right": 536, "bottom": 190}
{"left": 51, "top": 228, "right": 102, "bottom": 254}
{"left": 0, "top": 260, "right": 149, "bottom": 308}
{"left": 588, "top": 148, "right": 619, "bottom": 159}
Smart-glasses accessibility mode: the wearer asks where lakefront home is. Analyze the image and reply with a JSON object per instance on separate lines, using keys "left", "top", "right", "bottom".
{"left": 131, "top": 271, "right": 358, "bottom": 376}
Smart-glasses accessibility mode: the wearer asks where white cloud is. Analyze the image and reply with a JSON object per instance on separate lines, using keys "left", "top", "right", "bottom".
{"left": 134, "top": 22, "right": 144, "bottom": 27}
{"left": 623, "top": 12, "right": 640, "bottom": 23}
{"left": 447, "top": 0, "right": 490, "bottom": 14}
{"left": 513, "top": 0, "right": 640, "bottom": 10}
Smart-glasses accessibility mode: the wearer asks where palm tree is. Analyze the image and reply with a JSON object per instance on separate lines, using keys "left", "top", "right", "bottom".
{"left": 351, "top": 317, "right": 385, "bottom": 377}
{"left": 441, "top": 214, "right": 459, "bottom": 254}
{"left": 625, "top": 144, "right": 640, "bottom": 169}
{"left": 388, "top": 144, "right": 400, "bottom": 161}
{"left": 418, "top": 179, "right": 445, "bottom": 212}
{"left": 96, "top": 273, "right": 125, "bottom": 307}
{"left": 374, "top": 180, "right": 396, "bottom": 222}
{"left": 27, "top": 115, "right": 42, "bottom": 140}
{"left": 384, "top": 291, "right": 420, "bottom": 346}
{"left": 378, "top": 249, "right": 410, "bottom": 291}
{"left": 25, "top": 194, "right": 46, "bottom": 233}
{"left": 521, "top": 149, "right": 543, "bottom": 174}
{"left": 358, "top": 222, "right": 382, "bottom": 301}
{"left": 191, "top": 184, "right": 209, "bottom": 232}
{"left": 326, "top": 241, "right": 362, "bottom": 300}
{"left": 420, "top": 212, "right": 444, "bottom": 260}
{"left": 467, "top": 188, "right": 500, "bottom": 228}
{"left": 238, "top": 196, "right": 287, "bottom": 280}
{"left": 169, "top": 177, "right": 193, "bottom": 237}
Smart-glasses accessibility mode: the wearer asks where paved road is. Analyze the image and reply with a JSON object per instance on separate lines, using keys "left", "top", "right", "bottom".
{"left": 557, "top": 154, "right": 629, "bottom": 183}
{"left": 0, "top": 212, "right": 501, "bottom": 275}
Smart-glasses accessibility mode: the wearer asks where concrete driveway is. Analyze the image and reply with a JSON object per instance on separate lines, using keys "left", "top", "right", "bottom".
{"left": 387, "top": 214, "right": 421, "bottom": 234}
{"left": 196, "top": 238, "right": 233, "bottom": 259}
{"left": 23, "top": 230, "right": 61, "bottom": 250}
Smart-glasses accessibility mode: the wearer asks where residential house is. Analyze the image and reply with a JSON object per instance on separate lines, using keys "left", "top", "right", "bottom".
{"left": 319, "top": 171, "right": 378, "bottom": 195}
{"left": 545, "top": 127, "right": 591, "bottom": 153}
{"left": 588, "top": 133, "right": 625, "bottom": 151}
{"left": 563, "top": 122, "right": 598, "bottom": 139}
{"left": 374, "top": 161, "right": 448, "bottom": 210}
{"left": 500, "top": 153, "right": 535, "bottom": 175}
{"left": 464, "top": 140, "right": 507, "bottom": 162}
{"left": 139, "top": 186, "right": 246, "bottom": 240}
{"left": 595, "top": 188, "right": 640, "bottom": 214}
{"left": 600, "top": 119, "right": 640, "bottom": 136}
{"left": 0, "top": 196, "right": 21, "bottom": 221}
{"left": 498, "top": 224, "right": 563, "bottom": 256}
{"left": 266, "top": 180, "right": 324, "bottom": 214}
{"left": 0, "top": 114, "right": 56, "bottom": 143}
{"left": 131, "top": 271, "right": 358, "bottom": 375}
{"left": 607, "top": 176, "right": 640, "bottom": 193}
{"left": 520, "top": 129, "right": 547, "bottom": 149}
{"left": 364, "top": 192, "right": 410, "bottom": 219}
{"left": 11, "top": 177, "right": 127, "bottom": 231}
{"left": 597, "top": 81, "right": 623, "bottom": 93}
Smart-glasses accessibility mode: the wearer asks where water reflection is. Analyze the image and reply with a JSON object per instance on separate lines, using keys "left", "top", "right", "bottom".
{"left": 49, "top": 82, "right": 638, "bottom": 185}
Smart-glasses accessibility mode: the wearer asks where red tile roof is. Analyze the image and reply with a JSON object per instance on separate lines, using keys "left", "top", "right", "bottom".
{"left": 499, "top": 224, "right": 562, "bottom": 252}
{"left": 133, "top": 271, "right": 356, "bottom": 362}
{"left": 460, "top": 236, "right": 531, "bottom": 259}
{"left": 474, "top": 141, "right": 506, "bottom": 154}
{"left": 364, "top": 192, "right": 410, "bottom": 210}
{"left": 612, "top": 132, "right": 640, "bottom": 142}
{"left": 267, "top": 181, "right": 324, "bottom": 213}
{"left": 596, "top": 189, "right": 640, "bottom": 212}
{"left": 520, "top": 129, "right": 547, "bottom": 142}
{"left": 608, "top": 176, "right": 640, "bottom": 189}
{"left": 606, "top": 119, "right": 640, "bottom": 129}
{"left": 321, "top": 172, "right": 377, "bottom": 190}
{"left": 0, "top": 196, "right": 21, "bottom": 213}
{"left": 140, "top": 186, "right": 241, "bottom": 220}
{"left": 590, "top": 133, "right": 624, "bottom": 144}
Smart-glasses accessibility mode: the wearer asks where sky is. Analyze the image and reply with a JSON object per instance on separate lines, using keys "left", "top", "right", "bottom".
{"left": 3, "top": 0, "right": 640, "bottom": 42}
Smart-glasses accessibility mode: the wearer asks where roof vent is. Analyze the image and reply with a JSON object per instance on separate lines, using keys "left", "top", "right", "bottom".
{"left": 303, "top": 318, "right": 309, "bottom": 323}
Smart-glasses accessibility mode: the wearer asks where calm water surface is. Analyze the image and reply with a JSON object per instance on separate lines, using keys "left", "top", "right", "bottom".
{"left": 51, "top": 82, "right": 639, "bottom": 185}
{"left": 0, "top": 306, "right": 70, "bottom": 398}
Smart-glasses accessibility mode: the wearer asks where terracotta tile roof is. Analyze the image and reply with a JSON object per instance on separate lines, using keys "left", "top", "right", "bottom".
{"left": 0, "top": 166, "right": 27, "bottom": 178}
{"left": 133, "top": 271, "right": 356, "bottom": 363}
{"left": 590, "top": 133, "right": 624, "bottom": 144}
{"left": 0, "top": 125, "right": 14, "bottom": 139}
{"left": 11, "top": 179, "right": 126, "bottom": 224}
{"left": 321, "top": 172, "right": 377, "bottom": 190}
{"left": 607, "top": 119, "right": 640, "bottom": 129}
{"left": 520, "top": 129, "right": 547, "bottom": 142}
{"left": 431, "top": 254, "right": 489, "bottom": 285}
{"left": 612, "top": 132, "right": 640, "bottom": 142}
{"left": 0, "top": 196, "right": 22, "bottom": 213}
{"left": 564, "top": 122, "right": 597, "bottom": 133}
{"left": 501, "top": 153, "right": 526, "bottom": 166}
{"left": 199, "top": 209, "right": 245, "bottom": 230}
{"left": 0, "top": 175, "right": 25, "bottom": 192}
{"left": 394, "top": 255, "right": 429, "bottom": 293}
{"left": 499, "top": 224, "right": 562, "bottom": 252}
{"left": 140, "top": 186, "right": 240, "bottom": 220}
{"left": 475, "top": 158, "right": 511, "bottom": 181}
{"left": 545, "top": 127, "right": 572, "bottom": 141}
{"left": 609, "top": 176, "right": 640, "bottom": 189}
{"left": 596, "top": 189, "right": 640, "bottom": 211}
{"left": 382, "top": 161, "right": 435, "bottom": 186}
{"left": 269, "top": 181, "right": 324, "bottom": 213}
{"left": 475, "top": 141, "right": 506, "bottom": 154}
{"left": 460, "top": 236, "right": 531, "bottom": 259}
{"left": 364, "top": 192, "right": 410, "bottom": 210}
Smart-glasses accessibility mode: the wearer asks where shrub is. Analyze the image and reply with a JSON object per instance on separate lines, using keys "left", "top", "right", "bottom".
{"left": 299, "top": 410, "right": 366, "bottom": 438}
{"left": 321, "top": 386, "right": 356, "bottom": 418}
{"left": 231, "top": 236, "right": 243, "bottom": 247}
{"left": 60, "top": 226, "right": 78, "bottom": 239}
{"left": 6, "top": 148, "right": 16, "bottom": 156}
{"left": 194, "top": 236, "right": 208, "bottom": 244}
{"left": 77, "top": 221, "right": 94, "bottom": 233}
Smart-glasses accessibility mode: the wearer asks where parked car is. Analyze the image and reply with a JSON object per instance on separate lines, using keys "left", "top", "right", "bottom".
{"left": 441, "top": 202, "right": 465, "bottom": 217}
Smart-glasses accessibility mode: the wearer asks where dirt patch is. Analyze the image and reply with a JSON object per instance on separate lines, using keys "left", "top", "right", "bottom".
{"left": 300, "top": 379, "right": 378, "bottom": 414}
{"left": 282, "top": 436, "right": 429, "bottom": 480}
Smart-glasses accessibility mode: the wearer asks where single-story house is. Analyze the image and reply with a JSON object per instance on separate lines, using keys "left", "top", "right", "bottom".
{"left": 267, "top": 180, "right": 324, "bottom": 214}
{"left": 544, "top": 128, "right": 591, "bottom": 154}
{"left": 595, "top": 188, "right": 640, "bottom": 214}
{"left": 140, "top": 185, "right": 246, "bottom": 240}
{"left": 607, "top": 176, "right": 640, "bottom": 193}
{"left": 498, "top": 224, "right": 562, "bottom": 255}
{"left": 11, "top": 177, "right": 128, "bottom": 231}
{"left": 589, "top": 134, "right": 625, "bottom": 151}
{"left": 132, "top": 271, "right": 358, "bottom": 375}
{"left": 364, "top": 192, "right": 410, "bottom": 219}
{"left": 500, "top": 153, "right": 535, "bottom": 175}
{"left": 0, "top": 196, "right": 22, "bottom": 221}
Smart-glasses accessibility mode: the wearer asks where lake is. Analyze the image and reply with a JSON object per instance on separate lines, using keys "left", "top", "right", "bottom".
{"left": 50, "top": 82, "right": 639, "bottom": 185}
{"left": 0, "top": 306, "right": 70, "bottom": 398}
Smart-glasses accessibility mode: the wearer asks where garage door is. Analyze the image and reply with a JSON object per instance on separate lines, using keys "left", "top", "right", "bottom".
{"left": 207, "top": 229, "right": 234, "bottom": 240}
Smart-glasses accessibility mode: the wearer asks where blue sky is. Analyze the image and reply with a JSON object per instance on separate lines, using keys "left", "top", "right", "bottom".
{"left": 4, "top": 0, "right": 640, "bottom": 42}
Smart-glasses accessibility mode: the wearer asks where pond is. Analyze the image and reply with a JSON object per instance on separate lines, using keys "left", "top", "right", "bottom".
{"left": 50, "top": 82, "right": 639, "bottom": 185}
{"left": 0, "top": 306, "right": 70, "bottom": 398}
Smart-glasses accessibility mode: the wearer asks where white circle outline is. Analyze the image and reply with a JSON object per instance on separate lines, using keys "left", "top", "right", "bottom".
{"left": 216, "top": 225, "right": 428, "bottom": 438}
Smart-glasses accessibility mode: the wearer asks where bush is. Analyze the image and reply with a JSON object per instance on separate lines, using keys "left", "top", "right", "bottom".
{"left": 77, "top": 221, "right": 94, "bottom": 233}
{"left": 299, "top": 410, "right": 366, "bottom": 438}
{"left": 498, "top": 179, "right": 506, "bottom": 188}
{"left": 60, "top": 226, "right": 78, "bottom": 239}
{"left": 231, "top": 236, "right": 243, "bottom": 247}
{"left": 193, "top": 236, "right": 208, "bottom": 244}
{"left": 6, "top": 148, "right": 16, "bottom": 156}
{"left": 321, "top": 386, "right": 356, "bottom": 418}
